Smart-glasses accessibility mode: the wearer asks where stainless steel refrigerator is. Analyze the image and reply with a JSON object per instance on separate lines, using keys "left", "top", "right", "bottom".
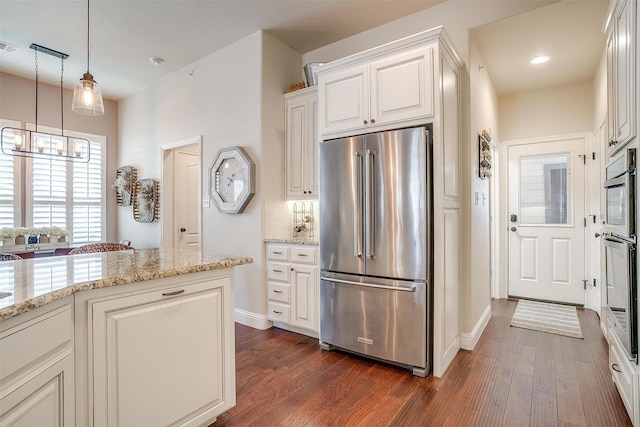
{"left": 319, "top": 126, "right": 433, "bottom": 377}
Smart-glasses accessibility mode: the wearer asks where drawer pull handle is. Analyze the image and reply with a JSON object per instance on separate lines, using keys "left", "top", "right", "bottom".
{"left": 612, "top": 363, "right": 621, "bottom": 373}
{"left": 296, "top": 254, "right": 308, "bottom": 257}
{"left": 273, "top": 290, "right": 283, "bottom": 293}
{"left": 273, "top": 310, "right": 283, "bottom": 314}
{"left": 273, "top": 269, "right": 283, "bottom": 273}
{"left": 273, "top": 251, "right": 283, "bottom": 254}
{"left": 162, "top": 289, "right": 185, "bottom": 297}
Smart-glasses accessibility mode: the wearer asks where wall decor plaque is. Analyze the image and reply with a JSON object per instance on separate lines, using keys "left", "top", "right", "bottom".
{"left": 133, "top": 178, "right": 159, "bottom": 223}
{"left": 113, "top": 165, "right": 137, "bottom": 206}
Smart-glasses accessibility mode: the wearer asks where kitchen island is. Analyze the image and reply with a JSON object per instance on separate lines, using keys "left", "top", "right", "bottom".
{"left": 0, "top": 248, "right": 252, "bottom": 426}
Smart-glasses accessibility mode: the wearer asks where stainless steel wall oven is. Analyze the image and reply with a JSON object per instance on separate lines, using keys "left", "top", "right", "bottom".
{"left": 604, "top": 147, "right": 637, "bottom": 363}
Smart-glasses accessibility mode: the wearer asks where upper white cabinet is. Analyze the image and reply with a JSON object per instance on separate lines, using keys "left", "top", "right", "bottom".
{"left": 317, "top": 44, "right": 434, "bottom": 139}
{"left": 606, "top": 0, "right": 636, "bottom": 155}
{"left": 285, "top": 87, "right": 318, "bottom": 200}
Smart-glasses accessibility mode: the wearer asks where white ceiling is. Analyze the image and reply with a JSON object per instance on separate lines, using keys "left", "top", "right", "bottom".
{"left": 0, "top": 0, "right": 610, "bottom": 101}
{"left": 472, "top": 0, "right": 609, "bottom": 95}
{"left": 0, "top": 0, "right": 444, "bottom": 100}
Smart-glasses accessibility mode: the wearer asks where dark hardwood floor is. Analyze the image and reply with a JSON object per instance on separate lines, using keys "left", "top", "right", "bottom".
{"left": 213, "top": 299, "right": 632, "bottom": 426}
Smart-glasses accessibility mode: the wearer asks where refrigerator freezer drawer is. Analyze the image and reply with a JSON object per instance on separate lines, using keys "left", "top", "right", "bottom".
{"left": 320, "top": 275, "right": 429, "bottom": 370}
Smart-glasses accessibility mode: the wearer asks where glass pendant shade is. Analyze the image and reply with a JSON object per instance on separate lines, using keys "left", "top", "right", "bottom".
{"left": 72, "top": 72, "right": 104, "bottom": 116}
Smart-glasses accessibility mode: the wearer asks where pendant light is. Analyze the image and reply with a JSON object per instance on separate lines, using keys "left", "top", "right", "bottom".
{"left": 72, "top": 0, "right": 104, "bottom": 115}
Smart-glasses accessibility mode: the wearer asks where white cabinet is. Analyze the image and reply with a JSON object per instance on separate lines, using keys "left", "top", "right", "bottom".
{"left": 318, "top": 45, "right": 433, "bottom": 139}
{"left": 607, "top": 327, "right": 640, "bottom": 425}
{"left": 0, "top": 300, "right": 74, "bottom": 427}
{"left": 266, "top": 243, "right": 318, "bottom": 336}
{"left": 74, "top": 270, "right": 235, "bottom": 427}
{"left": 606, "top": 0, "right": 636, "bottom": 155}
{"left": 285, "top": 87, "right": 318, "bottom": 199}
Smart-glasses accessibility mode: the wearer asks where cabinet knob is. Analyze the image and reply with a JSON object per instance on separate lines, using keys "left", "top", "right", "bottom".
{"left": 308, "top": 190, "right": 312, "bottom": 194}
{"left": 304, "top": 191, "right": 307, "bottom": 194}
{"left": 291, "top": 267, "right": 294, "bottom": 271}
{"left": 180, "top": 227, "right": 186, "bottom": 232}
{"left": 371, "top": 118, "right": 376, "bottom": 124}
{"left": 363, "top": 120, "right": 368, "bottom": 125}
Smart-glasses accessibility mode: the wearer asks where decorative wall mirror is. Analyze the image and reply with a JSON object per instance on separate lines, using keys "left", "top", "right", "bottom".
{"left": 208, "top": 146, "right": 255, "bottom": 214}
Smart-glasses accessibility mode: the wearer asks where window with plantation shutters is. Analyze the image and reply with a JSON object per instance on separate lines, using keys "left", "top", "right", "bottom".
{"left": 1, "top": 121, "right": 106, "bottom": 245}
{"left": 0, "top": 120, "right": 20, "bottom": 228}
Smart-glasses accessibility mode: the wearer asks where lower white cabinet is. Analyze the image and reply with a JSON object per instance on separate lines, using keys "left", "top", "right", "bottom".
{"left": 266, "top": 243, "right": 319, "bottom": 336}
{"left": 0, "top": 300, "right": 74, "bottom": 427}
{"left": 74, "top": 269, "right": 236, "bottom": 427}
{"left": 608, "top": 327, "right": 640, "bottom": 425}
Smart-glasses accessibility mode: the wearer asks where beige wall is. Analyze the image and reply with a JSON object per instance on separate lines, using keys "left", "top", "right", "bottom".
{"left": 464, "top": 34, "right": 499, "bottom": 340}
{"left": 0, "top": 71, "right": 119, "bottom": 241}
{"left": 593, "top": 47, "right": 608, "bottom": 128}
{"left": 499, "top": 80, "right": 595, "bottom": 141}
{"left": 117, "top": 31, "right": 301, "bottom": 320}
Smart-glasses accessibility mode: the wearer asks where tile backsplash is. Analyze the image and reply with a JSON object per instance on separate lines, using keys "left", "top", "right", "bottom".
{"left": 264, "top": 200, "right": 319, "bottom": 241}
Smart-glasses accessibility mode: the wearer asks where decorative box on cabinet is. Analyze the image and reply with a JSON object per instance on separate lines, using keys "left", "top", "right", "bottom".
{"left": 74, "top": 270, "right": 236, "bottom": 427}
{"left": 317, "top": 43, "right": 434, "bottom": 139}
{"left": 285, "top": 87, "right": 319, "bottom": 200}
{"left": 605, "top": 0, "right": 636, "bottom": 155}
{"left": 266, "top": 243, "right": 319, "bottom": 336}
{"left": 0, "top": 299, "right": 74, "bottom": 426}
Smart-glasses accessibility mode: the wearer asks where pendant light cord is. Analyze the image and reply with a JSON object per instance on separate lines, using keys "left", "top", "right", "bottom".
{"left": 60, "top": 56, "right": 65, "bottom": 135}
{"left": 34, "top": 48, "right": 38, "bottom": 132}
{"left": 86, "top": 0, "right": 90, "bottom": 73}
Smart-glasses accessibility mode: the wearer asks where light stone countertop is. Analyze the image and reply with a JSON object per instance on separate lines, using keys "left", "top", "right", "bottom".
{"left": 264, "top": 238, "right": 319, "bottom": 245}
{"left": 0, "top": 248, "right": 252, "bottom": 321}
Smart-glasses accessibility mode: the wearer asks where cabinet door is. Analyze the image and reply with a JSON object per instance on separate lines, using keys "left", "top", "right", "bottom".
{"left": 286, "top": 95, "right": 311, "bottom": 199}
{"left": 308, "top": 95, "right": 319, "bottom": 196}
{"left": 318, "top": 64, "right": 369, "bottom": 137}
{"left": 370, "top": 46, "right": 434, "bottom": 126}
{"left": 91, "top": 280, "right": 232, "bottom": 427}
{"left": 613, "top": 0, "right": 635, "bottom": 148}
{"left": 0, "top": 356, "right": 74, "bottom": 427}
{"left": 291, "top": 265, "right": 317, "bottom": 331}
{"left": 606, "top": 30, "right": 617, "bottom": 148}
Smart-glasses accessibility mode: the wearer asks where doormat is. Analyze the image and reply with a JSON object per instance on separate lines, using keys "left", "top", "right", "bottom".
{"left": 510, "top": 299, "right": 583, "bottom": 339}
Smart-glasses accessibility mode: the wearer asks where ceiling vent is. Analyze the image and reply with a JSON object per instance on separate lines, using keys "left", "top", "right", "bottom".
{"left": 0, "top": 41, "right": 18, "bottom": 53}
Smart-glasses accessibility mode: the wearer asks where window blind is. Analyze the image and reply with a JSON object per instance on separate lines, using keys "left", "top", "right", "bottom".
{"left": 0, "top": 129, "right": 15, "bottom": 229}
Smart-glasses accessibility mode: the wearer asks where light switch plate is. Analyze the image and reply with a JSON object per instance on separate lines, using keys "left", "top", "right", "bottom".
{"left": 203, "top": 198, "right": 210, "bottom": 208}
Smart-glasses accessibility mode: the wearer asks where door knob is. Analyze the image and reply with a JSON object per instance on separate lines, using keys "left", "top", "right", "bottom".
{"left": 180, "top": 228, "right": 186, "bottom": 232}
{"left": 595, "top": 232, "right": 601, "bottom": 238}
{"left": 510, "top": 227, "right": 517, "bottom": 232}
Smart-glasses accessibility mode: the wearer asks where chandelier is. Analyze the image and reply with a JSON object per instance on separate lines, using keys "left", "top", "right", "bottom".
{"left": 0, "top": 44, "right": 91, "bottom": 163}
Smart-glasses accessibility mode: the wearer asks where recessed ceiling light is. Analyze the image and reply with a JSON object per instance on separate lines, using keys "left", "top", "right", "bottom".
{"left": 149, "top": 57, "right": 165, "bottom": 66}
{"left": 530, "top": 56, "right": 550, "bottom": 65}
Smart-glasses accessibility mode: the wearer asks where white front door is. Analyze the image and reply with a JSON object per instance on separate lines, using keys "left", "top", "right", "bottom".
{"left": 174, "top": 150, "right": 200, "bottom": 251}
{"left": 508, "top": 136, "right": 586, "bottom": 304}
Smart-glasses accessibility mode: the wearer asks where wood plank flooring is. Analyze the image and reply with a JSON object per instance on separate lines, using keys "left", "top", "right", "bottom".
{"left": 212, "top": 299, "right": 632, "bottom": 426}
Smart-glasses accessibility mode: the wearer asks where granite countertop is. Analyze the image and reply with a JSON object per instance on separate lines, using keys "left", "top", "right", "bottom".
{"left": 264, "top": 238, "right": 319, "bottom": 245}
{"left": 0, "top": 248, "right": 252, "bottom": 321}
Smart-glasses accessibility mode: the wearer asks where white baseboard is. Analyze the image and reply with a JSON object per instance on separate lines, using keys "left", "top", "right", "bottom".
{"left": 460, "top": 304, "right": 492, "bottom": 350}
{"left": 234, "top": 308, "right": 272, "bottom": 330}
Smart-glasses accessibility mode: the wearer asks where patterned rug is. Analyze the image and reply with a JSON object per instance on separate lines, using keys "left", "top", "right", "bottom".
{"left": 510, "top": 299, "right": 583, "bottom": 339}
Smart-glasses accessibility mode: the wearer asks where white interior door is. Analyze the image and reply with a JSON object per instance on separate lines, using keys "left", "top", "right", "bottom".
{"left": 508, "top": 137, "right": 586, "bottom": 304}
{"left": 175, "top": 150, "right": 200, "bottom": 250}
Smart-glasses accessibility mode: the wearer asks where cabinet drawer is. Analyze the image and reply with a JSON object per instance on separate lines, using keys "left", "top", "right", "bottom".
{"left": 267, "top": 262, "right": 290, "bottom": 282}
{"left": 291, "top": 247, "right": 317, "bottom": 264}
{"left": 0, "top": 305, "right": 72, "bottom": 382}
{"left": 267, "top": 245, "right": 290, "bottom": 261}
{"left": 267, "top": 302, "right": 291, "bottom": 324}
{"left": 268, "top": 282, "right": 291, "bottom": 303}
{"left": 609, "top": 339, "right": 634, "bottom": 420}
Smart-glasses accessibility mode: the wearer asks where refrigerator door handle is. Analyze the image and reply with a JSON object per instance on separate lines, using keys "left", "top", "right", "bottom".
{"left": 365, "top": 149, "right": 375, "bottom": 259}
{"left": 353, "top": 151, "right": 363, "bottom": 258}
{"left": 322, "top": 277, "right": 416, "bottom": 293}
